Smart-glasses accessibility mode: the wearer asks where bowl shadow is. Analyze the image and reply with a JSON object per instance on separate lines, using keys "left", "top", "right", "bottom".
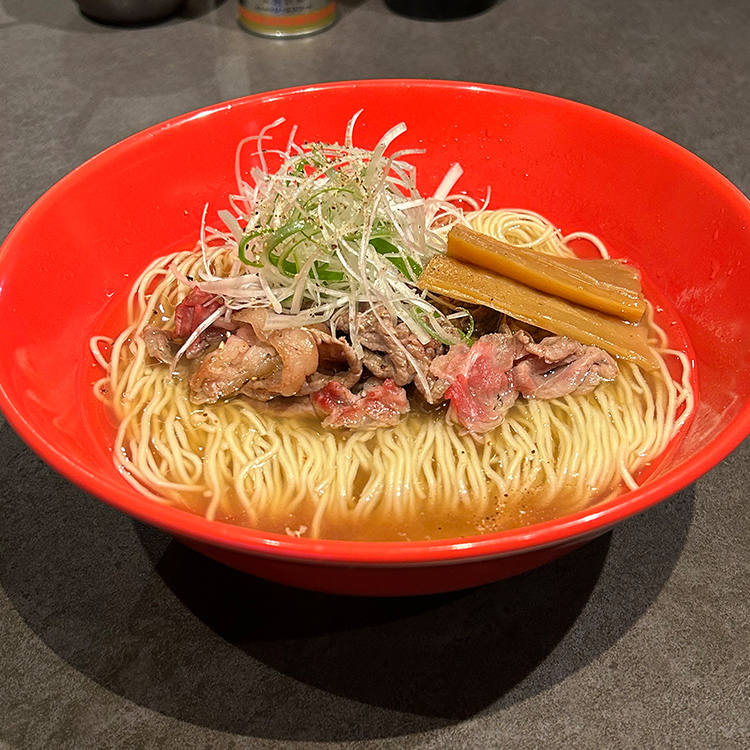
{"left": 0, "top": 420, "right": 695, "bottom": 741}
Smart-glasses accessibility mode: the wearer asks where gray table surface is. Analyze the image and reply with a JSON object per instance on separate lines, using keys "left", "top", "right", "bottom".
{"left": 1, "top": 0, "right": 749, "bottom": 748}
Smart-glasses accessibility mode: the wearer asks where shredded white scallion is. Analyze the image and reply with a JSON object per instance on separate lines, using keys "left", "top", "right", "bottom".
{"left": 186, "top": 115, "right": 475, "bottom": 381}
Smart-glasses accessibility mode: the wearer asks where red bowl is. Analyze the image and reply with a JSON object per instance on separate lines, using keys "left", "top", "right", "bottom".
{"left": 2, "top": 80, "right": 750, "bottom": 596}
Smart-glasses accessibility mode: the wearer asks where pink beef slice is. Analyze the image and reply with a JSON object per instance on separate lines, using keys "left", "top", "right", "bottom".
{"left": 173, "top": 288, "right": 222, "bottom": 340}
{"left": 312, "top": 378, "right": 409, "bottom": 430}
{"left": 429, "top": 328, "right": 619, "bottom": 437}
{"left": 429, "top": 331, "right": 523, "bottom": 436}
{"left": 511, "top": 330, "right": 618, "bottom": 399}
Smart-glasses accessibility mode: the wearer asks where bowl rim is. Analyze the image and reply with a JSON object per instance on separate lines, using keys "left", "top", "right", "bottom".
{"left": 3, "top": 78, "right": 750, "bottom": 566}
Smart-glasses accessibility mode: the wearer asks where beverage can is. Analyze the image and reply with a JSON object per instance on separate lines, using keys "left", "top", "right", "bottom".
{"left": 238, "top": 1, "right": 337, "bottom": 38}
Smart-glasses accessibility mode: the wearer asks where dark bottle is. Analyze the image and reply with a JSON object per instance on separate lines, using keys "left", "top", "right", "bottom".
{"left": 384, "top": 0, "right": 494, "bottom": 19}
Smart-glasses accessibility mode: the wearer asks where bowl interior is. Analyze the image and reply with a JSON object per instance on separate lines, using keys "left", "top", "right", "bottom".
{"left": 2, "top": 80, "right": 750, "bottom": 562}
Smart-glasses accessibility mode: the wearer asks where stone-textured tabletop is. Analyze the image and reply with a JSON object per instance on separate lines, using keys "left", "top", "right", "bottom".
{"left": 1, "top": 1, "right": 748, "bottom": 748}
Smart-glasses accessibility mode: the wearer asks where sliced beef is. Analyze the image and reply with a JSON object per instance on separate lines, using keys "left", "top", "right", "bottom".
{"left": 142, "top": 326, "right": 175, "bottom": 365}
{"left": 268, "top": 327, "right": 320, "bottom": 396}
{"left": 429, "top": 331, "right": 523, "bottom": 436}
{"left": 302, "top": 328, "right": 363, "bottom": 393}
{"left": 234, "top": 311, "right": 363, "bottom": 397}
{"left": 356, "top": 312, "right": 415, "bottom": 385}
{"left": 189, "top": 335, "right": 281, "bottom": 404}
{"left": 182, "top": 295, "right": 618, "bottom": 428}
{"left": 430, "top": 328, "right": 619, "bottom": 437}
{"left": 515, "top": 330, "right": 583, "bottom": 363}
{"left": 187, "top": 309, "right": 365, "bottom": 405}
{"left": 233, "top": 309, "right": 320, "bottom": 398}
{"left": 338, "top": 306, "right": 444, "bottom": 402}
{"left": 174, "top": 288, "right": 223, "bottom": 340}
{"left": 234, "top": 323, "right": 263, "bottom": 346}
{"left": 360, "top": 350, "right": 394, "bottom": 381}
{"left": 184, "top": 328, "right": 226, "bottom": 360}
{"left": 512, "top": 331, "right": 619, "bottom": 399}
{"left": 312, "top": 378, "right": 409, "bottom": 430}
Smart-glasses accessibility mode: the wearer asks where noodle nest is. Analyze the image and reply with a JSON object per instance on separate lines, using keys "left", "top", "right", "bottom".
{"left": 92, "top": 210, "right": 693, "bottom": 540}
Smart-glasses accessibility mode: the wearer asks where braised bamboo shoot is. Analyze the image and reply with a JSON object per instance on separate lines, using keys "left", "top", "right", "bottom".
{"left": 418, "top": 254, "right": 657, "bottom": 370}
{"left": 447, "top": 224, "right": 645, "bottom": 322}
